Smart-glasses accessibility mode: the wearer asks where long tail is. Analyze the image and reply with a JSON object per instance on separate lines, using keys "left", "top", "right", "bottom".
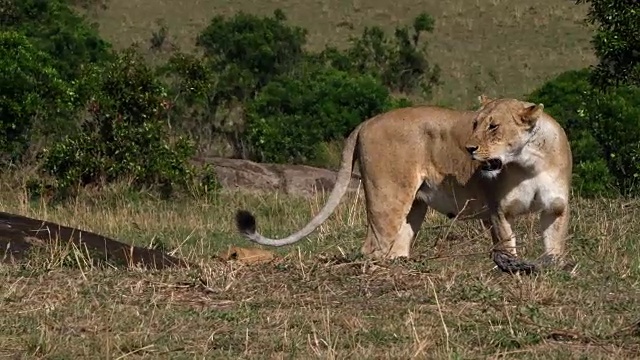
{"left": 235, "top": 122, "right": 364, "bottom": 247}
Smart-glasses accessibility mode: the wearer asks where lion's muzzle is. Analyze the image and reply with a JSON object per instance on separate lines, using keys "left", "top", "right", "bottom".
{"left": 481, "top": 158, "right": 503, "bottom": 172}
{"left": 465, "top": 145, "right": 504, "bottom": 172}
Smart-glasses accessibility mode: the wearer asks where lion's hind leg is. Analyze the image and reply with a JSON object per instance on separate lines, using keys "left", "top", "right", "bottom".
{"left": 360, "top": 179, "right": 428, "bottom": 259}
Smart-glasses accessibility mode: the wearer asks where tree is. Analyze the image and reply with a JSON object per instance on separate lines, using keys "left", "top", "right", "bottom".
{"left": 576, "top": 0, "right": 640, "bottom": 88}
{"left": 0, "top": 31, "right": 74, "bottom": 164}
{"left": 39, "top": 49, "right": 204, "bottom": 197}
{"left": 195, "top": 9, "right": 307, "bottom": 101}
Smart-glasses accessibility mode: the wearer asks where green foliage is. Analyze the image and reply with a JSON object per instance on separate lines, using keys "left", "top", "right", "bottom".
{"left": 245, "top": 66, "right": 400, "bottom": 163}
{"left": 527, "top": 69, "right": 617, "bottom": 197}
{"left": 195, "top": 9, "right": 307, "bottom": 102}
{"left": 158, "top": 10, "right": 312, "bottom": 159}
{"left": 37, "top": 48, "right": 218, "bottom": 198}
{"left": 531, "top": 2, "right": 640, "bottom": 197}
{"left": 159, "top": 51, "right": 252, "bottom": 159}
{"left": 0, "top": 31, "right": 74, "bottom": 164}
{"left": 527, "top": 69, "right": 591, "bottom": 133}
{"left": 162, "top": 9, "right": 436, "bottom": 167}
{"left": 171, "top": 9, "right": 437, "bottom": 167}
{"left": 160, "top": 52, "right": 235, "bottom": 136}
{"left": 0, "top": 0, "right": 112, "bottom": 82}
{"left": 580, "top": 85, "right": 640, "bottom": 196}
{"left": 0, "top": 4, "right": 443, "bottom": 196}
{"left": 316, "top": 12, "right": 441, "bottom": 98}
{"left": 576, "top": 0, "right": 640, "bottom": 88}
{"left": 572, "top": 159, "right": 617, "bottom": 197}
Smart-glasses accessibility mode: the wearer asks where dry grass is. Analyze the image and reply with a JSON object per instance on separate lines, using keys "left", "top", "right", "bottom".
{"left": 0, "top": 182, "right": 638, "bottom": 358}
{"left": 79, "top": 0, "right": 596, "bottom": 109}
{"left": 1, "top": 1, "right": 635, "bottom": 358}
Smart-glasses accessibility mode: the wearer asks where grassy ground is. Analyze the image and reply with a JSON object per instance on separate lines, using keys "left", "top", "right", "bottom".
{"left": 80, "top": 0, "right": 596, "bottom": 109}
{"left": 0, "top": 182, "right": 638, "bottom": 358}
{"left": 2, "top": 1, "right": 636, "bottom": 358}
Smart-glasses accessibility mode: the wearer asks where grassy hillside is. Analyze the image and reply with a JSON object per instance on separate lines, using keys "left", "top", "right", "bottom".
{"left": 81, "top": 0, "right": 596, "bottom": 109}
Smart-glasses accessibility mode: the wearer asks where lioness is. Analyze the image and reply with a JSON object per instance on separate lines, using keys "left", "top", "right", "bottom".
{"left": 235, "top": 96, "right": 572, "bottom": 274}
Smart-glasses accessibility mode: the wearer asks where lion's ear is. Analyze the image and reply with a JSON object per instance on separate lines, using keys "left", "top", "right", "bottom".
{"left": 520, "top": 103, "right": 544, "bottom": 126}
{"left": 478, "top": 94, "right": 493, "bottom": 106}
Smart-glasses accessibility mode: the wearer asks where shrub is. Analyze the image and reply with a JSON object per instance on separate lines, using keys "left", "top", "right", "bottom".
{"left": 160, "top": 51, "right": 257, "bottom": 160}
{"left": 580, "top": 85, "right": 640, "bottom": 196}
{"left": 527, "top": 69, "right": 617, "bottom": 197}
{"left": 0, "top": 31, "right": 75, "bottom": 165}
{"left": 37, "top": 48, "right": 217, "bottom": 198}
{"left": 316, "top": 12, "right": 441, "bottom": 98}
{"left": 576, "top": 0, "right": 640, "bottom": 88}
{"left": 159, "top": 52, "right": 220, "bottom": 133}
{"left": 245, "top": 66, "right": 402, "bottom": 164}
{"left": 161, "top": 10, "right": 437, "bottom": 165}
{"left": 195, "top": 9, "right": 307, "bottom": 102}
{"left": 0, "top": 0, "right": 112, "bottom": 82}
{"left": 572, "top": 159, "right": 617, "bottom": 197}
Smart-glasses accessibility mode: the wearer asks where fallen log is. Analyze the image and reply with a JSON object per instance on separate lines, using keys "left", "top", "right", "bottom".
{"left": 0, "top": 211, "right": 191, "bottom": 270}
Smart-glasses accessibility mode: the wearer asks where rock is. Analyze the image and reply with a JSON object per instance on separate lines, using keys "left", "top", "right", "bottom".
{"left": 195, "top": 157, "right": 361, "bottom": 198}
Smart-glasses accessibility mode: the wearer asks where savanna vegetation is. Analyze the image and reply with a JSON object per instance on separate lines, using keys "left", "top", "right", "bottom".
{"left": 0, "top": 0, "right": 638, "bottom": 358}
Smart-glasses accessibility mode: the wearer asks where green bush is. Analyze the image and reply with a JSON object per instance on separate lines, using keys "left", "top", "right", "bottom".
{"left": 245, "top": 66, "right": 403, "bottom": 164}
{"left": 159, "top": 52, "right": 243, "bottom": 148}
{"left": 37, "top": 48, "right": 218, "bottom": 198}
{"left": 572, "top": 159, "right": 617, "bottom": 197}
{"left": 0, "top": 0, "right": 112, "bottom": 82}
{"left": 0, "top": 0, "right": 115, "bottom": 158}
{"left": 0, "top": 31, "right": 75, "bottom": 164}
{"left": 527, "top": 69, "right": 617, "bottom": 197}
{"left": 576, "top": 0, "right": 640, "bottom": 88}
{"left": 195, "top": 9, "right": 307, "bottom": 102}
{"left": 580, "top": 85, "right": 640, "bottom": 196}
{"left": 158, "top": 10, "right": 439, "bottom": 166}
{"left": 315, "top": 12, "right": 441, "bottom": 98}
{"left": 155, "top": 10, "right": 310, "bottom": 158}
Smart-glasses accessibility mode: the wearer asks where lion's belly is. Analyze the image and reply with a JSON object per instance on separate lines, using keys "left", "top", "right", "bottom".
{"left": 417, "top": 184, "right": 490, "bottom": 220}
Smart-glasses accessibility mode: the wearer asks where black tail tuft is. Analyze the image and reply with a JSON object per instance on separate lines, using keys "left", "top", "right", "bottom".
{"left": 492, "top": 250, "right": 538, "bottom": 275}
{"left": 235, "top": 210, "right": 257, "bottom": 235}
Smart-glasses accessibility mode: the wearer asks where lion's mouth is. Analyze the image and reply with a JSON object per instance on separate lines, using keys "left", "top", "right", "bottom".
{"left": 481, "top": 158, "right": 503, "bottom": 172}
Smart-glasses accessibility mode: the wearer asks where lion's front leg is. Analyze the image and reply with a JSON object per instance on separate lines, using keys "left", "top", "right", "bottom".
{"left": 482, "top": 212, "right": 517, "bottom": 256}
{"left": 483, "top": 213, "right": 538, "bottom": 274}
{"left": 538, "top": 203, "right": 570, "bottom": 267}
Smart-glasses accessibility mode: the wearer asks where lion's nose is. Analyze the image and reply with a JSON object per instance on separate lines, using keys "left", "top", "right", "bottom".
{"left": 465, "top": 145, "right": 478, "bottom": 154}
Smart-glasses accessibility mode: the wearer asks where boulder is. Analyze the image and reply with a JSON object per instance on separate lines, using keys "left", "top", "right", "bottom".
{"left": 196, "top": 157, "right": 361, "bottom": 197}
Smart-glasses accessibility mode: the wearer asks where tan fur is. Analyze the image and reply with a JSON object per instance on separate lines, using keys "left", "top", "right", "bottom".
{"left": 236, "top": 96, "right": 573, "bottom": 273}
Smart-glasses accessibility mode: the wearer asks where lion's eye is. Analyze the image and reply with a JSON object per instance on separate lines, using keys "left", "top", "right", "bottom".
{"left": 488, "top": 123, "right": 498, "bottom": 131}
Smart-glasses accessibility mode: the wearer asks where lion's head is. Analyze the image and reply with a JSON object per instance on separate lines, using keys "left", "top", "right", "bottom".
{"left": 464, "top": 95, "right": 545, "bottom": 177}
